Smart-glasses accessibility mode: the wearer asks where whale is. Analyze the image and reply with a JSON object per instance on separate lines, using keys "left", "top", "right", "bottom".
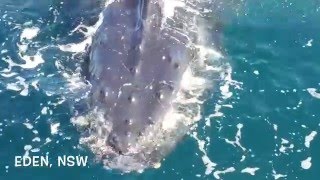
{"left": 76, "top": 0, "right": 204, "bottom": 171}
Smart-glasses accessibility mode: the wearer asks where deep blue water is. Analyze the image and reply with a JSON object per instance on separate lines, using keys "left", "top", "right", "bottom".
{"left": 0, "top": 0, "right": 320, "bottom": 179}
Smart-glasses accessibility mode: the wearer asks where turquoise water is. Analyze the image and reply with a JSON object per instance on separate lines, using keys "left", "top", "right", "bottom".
{"left": 1, "top": 0, "right": 320, "bottom": 179}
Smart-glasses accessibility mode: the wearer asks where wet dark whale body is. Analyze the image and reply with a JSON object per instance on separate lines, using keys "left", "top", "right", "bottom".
{"left": 83, "top": 0, "right": 197, "bottom": 171}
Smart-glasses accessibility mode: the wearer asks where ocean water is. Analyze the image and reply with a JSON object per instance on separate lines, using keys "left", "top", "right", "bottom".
{"left": 0, "top": 0, "right": 320, "bottom": 179}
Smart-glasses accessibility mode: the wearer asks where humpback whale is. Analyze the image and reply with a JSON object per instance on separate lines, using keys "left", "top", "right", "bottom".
{"left": 76, "top": 0, "right": 205, "bottom": 171}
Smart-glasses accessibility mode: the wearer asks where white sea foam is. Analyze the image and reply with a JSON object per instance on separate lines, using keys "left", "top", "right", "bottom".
{"left": 32, "top": 137, "right": 41, "bottom": 142}
{"left": 41, "top": 107, "right": 48, "bottom": 115}
{"left": 303, "top": 39, "right": 313, "bottom": 47}
{"left": 273, "top": 124, "right": 278, "bottom": 131}
{"left": 50, "top": 123, "right": 60, "bottom": 135}
{"left": 6, "top": 83, "right": 21, "bottom": 92}
{"left": 58, "top": 12, "right": 103, "bottom": 53}
{"left": 241, "top": 167, "right": 259, "bottom": 175}
{"left": 307, "top": 88, "right": 320, "bottom": 99}
{"left": 45, "top": 138, "right": 52, "bottom": 144}
{"left": 20, "top": 27, "right": 40, "bottom": 41}
{"left": 17, "top": 27, "right": 44, "bottom": 69}
{"left": 191, "top": 132, "right": 217, "bottom": 175}
{"left": 305, "top": 131, "right": 317, "bottom": 148}
{"left": 58, "top": 38, "right": 91, "bottom": 53}
{"left": 301, "top": 157, "right": 312, "bottom": 170}
{"left": 6, "top": 77, "right": 29, "bottom": 96}
{"left": 30, "top": 148, "right": 40, "bottom": 153}
{"left": 24, "top": 145, "right": 32, "bottom": 157}
{"left": 213, "top": 167, "right": 235, "bottom": 179}
{"left": 224, "top": 123, "right": 246, "bottom": 151}
{"left": 19, "top": 52, "right": 45, "bottom": 69}
{"left": 279, "top": 138, "right": 294, "bottom": 154}
{"left": 1, "top": 24, "right": 46, "bottom": 99}
{"left": 162, "top": 0, "right": 186, "bottom": 18}
{"left": 272, "top": 170, "right": 287, "bottom": 180}
{"left": 23, "top": 123, "right": 33, "bottom": 130}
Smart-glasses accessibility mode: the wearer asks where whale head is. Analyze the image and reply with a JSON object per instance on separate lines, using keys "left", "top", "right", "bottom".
{"left": 73, "top": 0, "right": 203, "bottom": 172}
